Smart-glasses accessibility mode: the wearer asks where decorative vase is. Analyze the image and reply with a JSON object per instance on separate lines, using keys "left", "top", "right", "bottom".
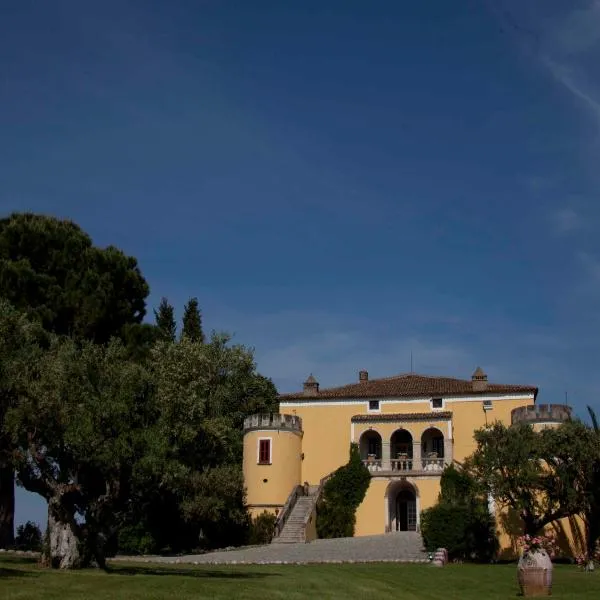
{"left": 517, "top": 550, "right": 553, "bottom": 597}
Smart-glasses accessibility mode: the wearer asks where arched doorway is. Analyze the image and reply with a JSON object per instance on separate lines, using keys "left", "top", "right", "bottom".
{"left": 390, "top": 429, "right": 413, "bottom": 471}
{"left": 359, "top": 430, "right": 382, "bottom": 471}
{"left": 386, "top": 482, "right": 418, "bottom": 532}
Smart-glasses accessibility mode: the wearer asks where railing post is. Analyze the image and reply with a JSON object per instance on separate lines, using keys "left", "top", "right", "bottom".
{"left": 412, "top": 441, "right": 422, "bottom": 471}
{"left": 443, "top": 438, "right": 453, "bottom": 466}
{"left": 381, "top": 440, "right": 391, "bottom": 470}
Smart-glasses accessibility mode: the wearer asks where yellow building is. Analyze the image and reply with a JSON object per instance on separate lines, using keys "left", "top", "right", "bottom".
{"left": 243, "top": 368, "right": 571, "bottom": 546}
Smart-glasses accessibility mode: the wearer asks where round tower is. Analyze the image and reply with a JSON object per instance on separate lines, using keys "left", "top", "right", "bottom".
{"left": 243, "top": 413, "right": 303, "bottom": 518}
{"left": 511, "top": 404, "right": 572, "bottom": 431}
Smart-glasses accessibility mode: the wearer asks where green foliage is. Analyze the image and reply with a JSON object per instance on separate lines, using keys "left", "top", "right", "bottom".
{"left": 467, "top": 421, "right": 594, "bottom": 536}
{"left": 0, "top": 300, "right": 50, "bottom": 548}
{"left": 116, "top": 523, "right": 158, "bottom": 556}
{"left": 439, "top": 463, "right": 480, "bottom": 504}
{"left": 316, "top": 443, "right": 371, "bottom": 538}
{"left": 248, "top": 511, "right": 277, "bottom": 545}
{"left": 421, "top": 464, "right": 497, "bottom": 562}
{"left": 6, "top": 335, "right": 155, "bottom": 566}
{"left": 15, "top": 521, "right": 43, "bottom": 551}
{"left": 154, "top": 298, "right": 176, "bottom": 342}
{"left": 119, "top": 334, "right": 276, "bottom": 554}
{"left": 181, "top": 297, "right": 204, "bottom": 343}
{"left": 0, "top": 212, "right": 149, "bottom": 343}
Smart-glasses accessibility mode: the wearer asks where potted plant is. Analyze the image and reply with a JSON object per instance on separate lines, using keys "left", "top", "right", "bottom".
{"left": 516, "top": 534, "right": 557, "bottom": 597}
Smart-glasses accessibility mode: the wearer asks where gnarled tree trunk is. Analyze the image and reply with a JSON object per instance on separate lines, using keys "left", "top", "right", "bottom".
{"left": 0, "top": 465, "right": 14, "bottom": 548}
{"left": 42, "top": 498, "right": 83, "bottom": 569}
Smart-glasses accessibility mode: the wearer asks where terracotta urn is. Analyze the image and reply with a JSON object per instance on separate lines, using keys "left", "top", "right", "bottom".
{"left": 517, "top": 550, "right": 553, "bottom": 597}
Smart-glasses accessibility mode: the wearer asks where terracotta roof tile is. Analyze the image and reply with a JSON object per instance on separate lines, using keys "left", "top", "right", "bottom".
{"left": 352, "top": 411, "right": 453, "bottom": 422}
{"left": 279, "top": 373, "right": 537, "bottom": 400}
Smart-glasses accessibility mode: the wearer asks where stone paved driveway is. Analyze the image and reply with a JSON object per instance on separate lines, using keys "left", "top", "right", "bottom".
{"left": 113, "top": 533, "right": 429, "bottom": 565}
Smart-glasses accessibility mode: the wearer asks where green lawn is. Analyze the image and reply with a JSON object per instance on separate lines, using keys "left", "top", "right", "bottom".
{"left": 1, "top": 555, "right": 599, "bottom": 600}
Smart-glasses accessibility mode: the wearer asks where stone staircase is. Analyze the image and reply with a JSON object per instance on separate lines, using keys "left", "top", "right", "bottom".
{"left": 272, "top": 495, "right": 316, "bottom": 544}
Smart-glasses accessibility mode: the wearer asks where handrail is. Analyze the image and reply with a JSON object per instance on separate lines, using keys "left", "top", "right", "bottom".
{"left": 302, "top": 472, "right": 334, "bottom": 532}
{"left": 273, "top": 484, "right": 304, "bottom": 539}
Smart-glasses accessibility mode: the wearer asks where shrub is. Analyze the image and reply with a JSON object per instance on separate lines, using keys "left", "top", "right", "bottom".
{"left": 248, "top": 511, "right": 277, "bottom": 545}
{"left": 15, "top": 521, "right": 42, "bottom": 552}
{"left": 421, "top": 465, "right": 498, "bottom": 562}
{"left": 316, "top": 443, "right": 371, "bottom": 538}
{"left": 116, "top": 523, "right": 158, "bottom": 556}
{"left": 421, "top": 502, "right": 497, "bottom": 561}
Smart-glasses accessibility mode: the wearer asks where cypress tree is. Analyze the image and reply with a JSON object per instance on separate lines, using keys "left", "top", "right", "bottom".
{"left": 181, "top": 297, "right": 204, "bottom": 343}
{"left": 154, "top": 297, "right": 176, "bottom": 342}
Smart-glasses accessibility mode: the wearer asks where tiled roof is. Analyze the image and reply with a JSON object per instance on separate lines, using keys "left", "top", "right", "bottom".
{"left": 352, "top": 412, "right": 453, "bottom": 422}
{"left": 279, "top": 373, "right": 537, "bottom": 401}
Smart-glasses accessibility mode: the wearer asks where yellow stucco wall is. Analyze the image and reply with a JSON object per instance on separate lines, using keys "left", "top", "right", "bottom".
{"left": 354, "top": 476, "right": 442, "bottom": 536}
{"left": 281, "top": 395, "right": 533, "bottom": 485}
{"left": 243, "top": 428, "right": 302, "bottom": 511}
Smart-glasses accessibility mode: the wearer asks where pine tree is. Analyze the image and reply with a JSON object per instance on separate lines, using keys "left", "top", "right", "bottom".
{"left": 154, "top": 297, "right": 176, "bottom": 342}
{"left": 181, "top": 297, "right": 204, "bottom": 343}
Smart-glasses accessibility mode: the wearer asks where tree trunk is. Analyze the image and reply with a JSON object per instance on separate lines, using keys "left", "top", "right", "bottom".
{"left": 0, "top": 466, "right": 15, "bottom": 548}
{"left": 42, "top": 500, "right": 83, "bottom": 569}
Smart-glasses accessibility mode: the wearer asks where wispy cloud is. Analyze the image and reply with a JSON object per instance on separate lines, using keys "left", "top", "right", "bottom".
{"left": 549, "top": 207, "right": 586, "bottom": 235}
{"left": 492, "top": 1, "right": 600, "bottom": 126}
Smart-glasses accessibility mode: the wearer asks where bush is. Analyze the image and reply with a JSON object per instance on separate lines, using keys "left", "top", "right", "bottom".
{"left": 421, "top": 465, "right": 498, "bottom": 562}
{"left": 15, "top": 521, "right": 42, "bottom": 552}
{"left": 116, "top": 523, "right": 158, "bottom": 556}
{"left": 248, "top": 511, "right": 277, "bottom": 545}
{"left": 316, "top": 443, "right": 371, "bottom": 538}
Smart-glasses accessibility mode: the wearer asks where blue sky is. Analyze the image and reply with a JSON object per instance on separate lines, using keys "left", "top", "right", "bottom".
{"left": 2, "top": 0, "right": 600, "bottom": 528}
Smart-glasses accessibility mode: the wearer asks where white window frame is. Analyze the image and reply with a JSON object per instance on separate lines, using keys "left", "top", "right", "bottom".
{"left": 257, "top": 436, "right": 272, "bottom": 465}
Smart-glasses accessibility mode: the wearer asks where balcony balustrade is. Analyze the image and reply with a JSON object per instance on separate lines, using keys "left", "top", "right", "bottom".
{"left": 362, "top": 454, "right": 447, "bottom": 474}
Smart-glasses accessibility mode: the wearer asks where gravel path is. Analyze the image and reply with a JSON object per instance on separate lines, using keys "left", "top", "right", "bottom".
{"left": 113, "top": 533, "right": 429, "bottom": 565}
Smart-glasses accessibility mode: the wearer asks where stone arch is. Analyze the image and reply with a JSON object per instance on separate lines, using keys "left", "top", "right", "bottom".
{"left": 385, "top": 480, "right": 419, "bottom": 532}
{"left": 359, "top": 429, "right": 382, "bottom": 470}
{"left": 390, "top": 428, "right": 413, "bottom": 471}
{"left": 421, "top": 427, "right": 444, "bottom": 471}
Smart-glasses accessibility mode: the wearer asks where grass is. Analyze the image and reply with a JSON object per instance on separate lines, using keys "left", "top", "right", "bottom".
{"left": 1, "top": 555, "right": 599, "bottom": 600}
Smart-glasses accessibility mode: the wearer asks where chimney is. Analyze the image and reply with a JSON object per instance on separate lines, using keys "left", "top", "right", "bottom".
{"left": 303, "top": 374, "right": 319, "bottom": 396}
{"left": 472, "top": 367, "right": 488, "bottom": 392}
{"left": 359, "top": 370, "right": 369, "bottom": 383}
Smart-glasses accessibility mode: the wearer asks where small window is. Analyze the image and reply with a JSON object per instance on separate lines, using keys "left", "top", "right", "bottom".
{"left": 431, "top": 398, "right": 443, "bottom": 409}
{"left": 483, "top": 399, "right": 493, "bottom": 411}
{"left": 258, "top": 439, "right": 271, "bottom": 464}
{"left": 368, "top": 400, "right": 380, "bottom": 411}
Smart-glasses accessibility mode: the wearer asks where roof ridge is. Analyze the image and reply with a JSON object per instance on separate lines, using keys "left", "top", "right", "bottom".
{"left": 319, "top": 372, "right": 471, "bottom": 390}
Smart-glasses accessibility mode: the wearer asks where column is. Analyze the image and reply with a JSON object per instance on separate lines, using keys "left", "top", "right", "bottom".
{"left": 412, "top": 441, "right": 422, "bottom": 471}
{"left": 443, "top": 437, "right": 453, "bottom": 466}
{"left": 381, "top": 440, "right": 391, "bottom": 470}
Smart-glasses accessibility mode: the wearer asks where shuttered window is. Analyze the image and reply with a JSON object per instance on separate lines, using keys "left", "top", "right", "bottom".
{"left": 258, "top": 439, "right": 271, "bottom": 464}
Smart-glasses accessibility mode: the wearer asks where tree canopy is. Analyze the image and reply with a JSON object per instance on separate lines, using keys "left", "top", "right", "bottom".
{"left": 467, "top": 420, "right": 599, "bottom": 537}
{"left": 0, "top": 212, "right": 150, "bottom": 549}
{"left": 0, "top": 212, "right": 149, "bottom": 343}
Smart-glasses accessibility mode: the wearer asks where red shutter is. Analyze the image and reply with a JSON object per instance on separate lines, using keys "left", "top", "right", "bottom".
{"left": 259, "top": 439, "right": 271, "bottom": 464}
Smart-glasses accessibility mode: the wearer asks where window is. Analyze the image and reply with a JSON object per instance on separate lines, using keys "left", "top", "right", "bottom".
{"left": 369, "top": 400, "right": 380, "bottom": 411}
{"left": 431, "top": 398, "right": 443, "bottom": 409}
{"left": 258, "top": 439, "right": 271, "bottom": 464}
{"left": 483, "top": 399, "right": 493, "bottom": 411}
